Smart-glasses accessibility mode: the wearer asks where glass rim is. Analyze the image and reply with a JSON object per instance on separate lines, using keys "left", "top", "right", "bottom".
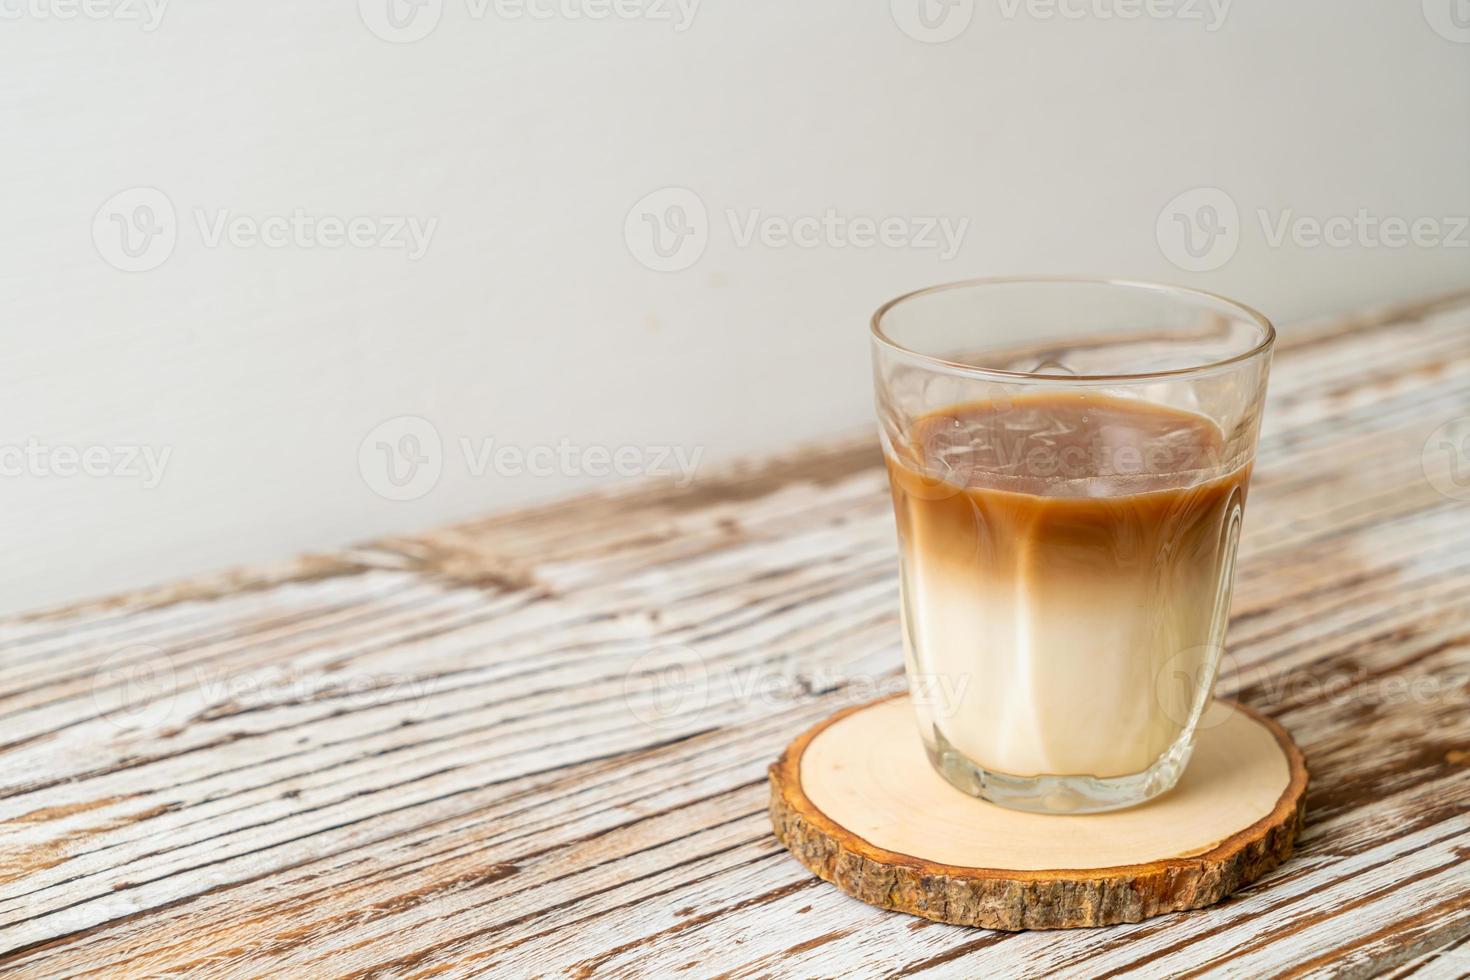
{"left": 870, "top": 275, "right": 1277, "bottom": 383}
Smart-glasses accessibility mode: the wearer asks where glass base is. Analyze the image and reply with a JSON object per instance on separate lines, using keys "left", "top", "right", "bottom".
{"left": 924, "top": 727, "right": 1196, "bottom": 815}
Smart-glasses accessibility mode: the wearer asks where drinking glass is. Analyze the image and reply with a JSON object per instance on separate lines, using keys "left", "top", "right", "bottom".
{"left": 871, "top": 277, "right": 1274, "bottom": 814}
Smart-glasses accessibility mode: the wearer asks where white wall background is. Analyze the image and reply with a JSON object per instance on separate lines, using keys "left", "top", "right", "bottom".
{"left": 2, "top": 0, "right": 1468, "bottom": 613}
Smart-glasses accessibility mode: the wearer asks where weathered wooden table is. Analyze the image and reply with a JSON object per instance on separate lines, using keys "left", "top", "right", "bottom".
{"left": 3, "top": 295, "right": 1469, "bottom": 978}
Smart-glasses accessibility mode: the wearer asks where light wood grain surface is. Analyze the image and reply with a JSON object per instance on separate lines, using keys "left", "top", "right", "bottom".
{"left": 2, "top": 294, "right": 1469, "bottom": 978}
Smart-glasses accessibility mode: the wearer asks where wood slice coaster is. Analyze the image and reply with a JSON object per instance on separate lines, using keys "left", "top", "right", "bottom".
{"left": 769, "top": 695, "right": 1308, "bottom": 930}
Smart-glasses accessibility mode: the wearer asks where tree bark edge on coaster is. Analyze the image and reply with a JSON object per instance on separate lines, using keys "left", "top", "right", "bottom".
{"left": 768, "top": 694, "right": 1308, "bottom": 930}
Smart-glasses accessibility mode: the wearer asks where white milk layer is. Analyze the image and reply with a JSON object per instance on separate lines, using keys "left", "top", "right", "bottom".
{"left": 900, "top": 541, "right": 1228, "bottom": 779}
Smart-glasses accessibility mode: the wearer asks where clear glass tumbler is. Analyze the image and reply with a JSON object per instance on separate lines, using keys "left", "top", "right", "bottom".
{"left": 872, "top": 277, "right": 1274, "bottom": 814}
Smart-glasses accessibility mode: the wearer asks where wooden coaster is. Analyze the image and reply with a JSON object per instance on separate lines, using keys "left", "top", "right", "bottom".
{"left": 769, "top": 695, "right": 1308, "bottom": 930}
